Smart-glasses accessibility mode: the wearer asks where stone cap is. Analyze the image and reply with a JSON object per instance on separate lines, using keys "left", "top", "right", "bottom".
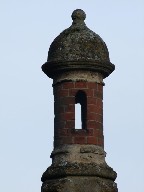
{"left": 42, "top": 9, "right": 115, "bottom": 79}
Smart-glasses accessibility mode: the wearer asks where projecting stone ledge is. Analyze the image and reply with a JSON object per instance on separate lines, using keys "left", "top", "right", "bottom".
{"left": 42, "top": 162, "right": 117, "bottom": 181}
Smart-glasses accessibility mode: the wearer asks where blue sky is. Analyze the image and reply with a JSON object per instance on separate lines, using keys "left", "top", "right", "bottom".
{"left": 0, "top": 1, "right": 144, "bottom": 191}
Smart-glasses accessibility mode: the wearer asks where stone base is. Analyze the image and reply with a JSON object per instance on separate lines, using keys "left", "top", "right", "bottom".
{"left": 42, "top": 176, "right": 118, "bottom": 192}
{"left": 41, "top": 145, "right": 118, "bottom": 192}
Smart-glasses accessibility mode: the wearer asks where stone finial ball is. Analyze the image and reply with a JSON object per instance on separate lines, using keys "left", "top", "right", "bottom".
{"left": 71, "top": 9, "right": 86, "bottom": 21}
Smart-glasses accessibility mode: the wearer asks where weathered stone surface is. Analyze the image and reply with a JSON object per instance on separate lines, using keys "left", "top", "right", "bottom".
{"left": 42, "top": 9, "right": 115, "bottom": 79}
{"left": 48, "top": 10, "right": 109, "bottom": 63}
{"left": 53, "top": 71, "right": 104, "bottom": 85}
{"left": 42, "top": 176, "right": 118, "bottom": 192}
{"left": 41, "top": 144, "right": 117, "bottom": 191}
{"left": 42, "top": 162, "right": 117, "bottom": 181}
{"left": 51, "top": 145, "right": 106, "bottom": 165}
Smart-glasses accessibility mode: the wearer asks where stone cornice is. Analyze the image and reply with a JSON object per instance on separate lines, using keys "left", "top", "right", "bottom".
{"left": 41, "top": 162, "right": 117, "bottom": 182}
{"left": 42, "top": 60, "right": 115, "bottom": 79}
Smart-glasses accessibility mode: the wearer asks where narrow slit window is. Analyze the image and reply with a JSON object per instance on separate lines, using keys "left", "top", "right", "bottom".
{"left": 75, "top": 103, "right": 82, "bottom": 129}
{"left": 75, "top": 90, "right": 87, "bottom": 130}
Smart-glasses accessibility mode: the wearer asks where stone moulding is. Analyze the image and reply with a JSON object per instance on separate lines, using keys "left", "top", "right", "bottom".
{"left": 42, "top": 145, "right": 117, "bottom": 183}
{"left": 41, "top": 162, "right": 117, "bottom": 182}
{"left": 42, "top": 60, "right": 115, "bottom": 79}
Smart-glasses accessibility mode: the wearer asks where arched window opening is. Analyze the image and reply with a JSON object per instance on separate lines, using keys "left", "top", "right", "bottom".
{"left": 75, "top": 90, "right": 87, "bottom": 130}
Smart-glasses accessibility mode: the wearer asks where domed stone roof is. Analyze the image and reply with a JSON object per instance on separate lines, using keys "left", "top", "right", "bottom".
{"left": 42, "top": 9, "right": 115, "bottom": 78}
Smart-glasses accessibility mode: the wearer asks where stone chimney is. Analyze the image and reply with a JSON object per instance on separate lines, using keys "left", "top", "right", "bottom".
{"left": 41, "top": 9, "right": 118, "bottom": 192}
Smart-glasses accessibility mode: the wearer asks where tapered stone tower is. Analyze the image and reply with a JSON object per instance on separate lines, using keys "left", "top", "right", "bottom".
{"left": 41, "top": 9, "right": 118, "bottom": 192}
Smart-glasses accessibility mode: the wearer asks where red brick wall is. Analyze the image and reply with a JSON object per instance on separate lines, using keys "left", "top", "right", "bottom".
{"left": 53, "top": 81, "right": 104, "bottom": 148}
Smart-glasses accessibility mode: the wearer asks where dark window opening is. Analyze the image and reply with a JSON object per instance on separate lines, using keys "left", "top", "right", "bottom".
{"left": 75, "top": 90, "right": 87, "bottom": 130}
